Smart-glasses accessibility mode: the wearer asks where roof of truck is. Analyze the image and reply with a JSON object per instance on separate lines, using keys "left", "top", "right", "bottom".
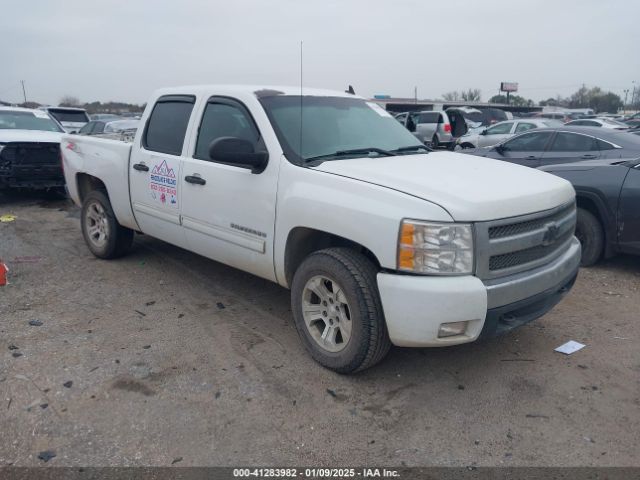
{"left": 153, "top": 85, "right": 361, "bottom": 99}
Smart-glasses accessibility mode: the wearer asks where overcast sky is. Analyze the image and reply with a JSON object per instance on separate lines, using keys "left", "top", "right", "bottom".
{"left": 1, "top": 0, "right": 639, "bottom": 105}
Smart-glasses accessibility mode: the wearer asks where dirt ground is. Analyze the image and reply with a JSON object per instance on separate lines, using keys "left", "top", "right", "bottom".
{"left": 1, "top": 191, "right": 639, "bottom": 467}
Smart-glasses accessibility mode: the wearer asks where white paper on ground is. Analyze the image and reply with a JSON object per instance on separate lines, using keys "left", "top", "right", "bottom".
{"left": 554, "top": 340, "right": 586, "bottom": 355}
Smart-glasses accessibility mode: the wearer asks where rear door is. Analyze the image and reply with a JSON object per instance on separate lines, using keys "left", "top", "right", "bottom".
{"left": 618, "top": 165, "right": 640, "bottom": 254}
{"left": 129, "top": 94, "right": 196, "bottom": 248}
{"left": 413, "top": 112, "right": 439, "bottom": 143}
{"left": 492, "top": 131, "right": 553, "bottom": 167}
{"left": 477, "top": 121, "right": 514, "bottom": 147}
{"left": 540, "top": 131, "right": 600, "bottom": 166}
{"left": 179, "top": 96, "right": 279, "bottom": 281}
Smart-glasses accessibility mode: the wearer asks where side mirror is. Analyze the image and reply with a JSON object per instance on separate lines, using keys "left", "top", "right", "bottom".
{"left": 209, "top": 137, "right": 268, "bottom": 173}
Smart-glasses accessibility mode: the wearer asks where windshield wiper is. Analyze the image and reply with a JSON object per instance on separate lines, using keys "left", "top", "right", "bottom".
{"left": 305, "top": 147, "right": 395, "bottom": 163}
{"left": 390, "top": 145, "right": 431, "bottom": 154}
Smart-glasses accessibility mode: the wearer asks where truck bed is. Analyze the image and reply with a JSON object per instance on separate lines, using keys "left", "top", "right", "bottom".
{"left": 61, "top": 134, "right": 139, "bottom": 230}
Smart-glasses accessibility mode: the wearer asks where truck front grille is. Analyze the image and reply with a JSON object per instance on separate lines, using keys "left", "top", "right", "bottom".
{"left": 0, "top": 142, "right": 61, "bottom": 166}
{"left": 475, "top": 202, "right": 576, "bottom": 280}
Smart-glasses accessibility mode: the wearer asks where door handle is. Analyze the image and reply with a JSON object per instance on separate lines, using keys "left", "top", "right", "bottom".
{"left": 581, "top": 154, "right": 597, "bottom": 159}
{"left": 133, "top": 163, "right": 149, "bottom": 172}
{"left": 524, "top": 156, "right": 538, "bottom": 160}
{"left": 185, "top": 175, "right": 206, "bottom": 185}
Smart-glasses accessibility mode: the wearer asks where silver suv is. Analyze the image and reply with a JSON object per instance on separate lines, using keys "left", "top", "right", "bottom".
{"left": 395, "top": 110, "right": 465, "bottom": 149}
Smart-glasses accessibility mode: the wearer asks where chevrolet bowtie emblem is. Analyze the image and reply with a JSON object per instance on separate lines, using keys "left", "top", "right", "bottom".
{"left": 542, "top": 223, "right": 560, "bottom": 246}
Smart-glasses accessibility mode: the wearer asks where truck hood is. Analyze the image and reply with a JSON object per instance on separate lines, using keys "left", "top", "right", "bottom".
{"left": 312, "top": 152, "right": 575, "bottom": 221}
{"left": 0, "top": 130, "right": 63, "bottom": 144}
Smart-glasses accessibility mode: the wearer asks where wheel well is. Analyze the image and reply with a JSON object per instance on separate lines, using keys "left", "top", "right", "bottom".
{"left": 284, "top": 227, "right": 381, "bottom": 287}
{"left": 76, "top": 173, "right": 107, "bottom": 202}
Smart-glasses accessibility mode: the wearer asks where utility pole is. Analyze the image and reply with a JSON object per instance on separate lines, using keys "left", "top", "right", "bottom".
{"left": 20, "top": 80, "right": 27, "bottom": 104}
{"left": 414, "top": 86, "right": 417, "bottom": 104}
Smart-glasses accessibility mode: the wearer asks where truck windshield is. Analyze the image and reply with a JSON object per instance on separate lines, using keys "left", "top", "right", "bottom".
{"left": 259, "top": 95, "right": 425, "bottom": 164}
{"left": 0, "top": 111, "right": 64, "bottom": 132}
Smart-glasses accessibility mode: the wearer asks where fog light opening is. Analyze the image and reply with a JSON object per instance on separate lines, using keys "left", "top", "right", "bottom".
{"left": 438, "top": 321, "right": 469, "bottom": 338}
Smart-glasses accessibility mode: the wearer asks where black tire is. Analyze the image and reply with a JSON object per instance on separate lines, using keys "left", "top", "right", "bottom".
{"left": 291, "top": 248, "right": 391, "bottom": 374}
{"left": 81, "top": 190, "right": 133, "bottom": 259}
{"left": 575, "top": 207, "right": 604, "bottom": 267}
{"left": 460, "top": 142, "right": 475, "bottom": 149}
{"left": 431, "top": 135, "right": 439, "bottom": 149}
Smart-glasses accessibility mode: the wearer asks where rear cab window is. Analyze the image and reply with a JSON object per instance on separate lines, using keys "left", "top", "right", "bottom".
{"left": 143, "top": 95, "right": 196, "bottom": 155}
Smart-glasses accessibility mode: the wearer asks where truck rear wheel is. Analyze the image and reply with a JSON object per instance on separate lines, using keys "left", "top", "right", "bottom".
{"left": 81, "top": 190, "right": 133, "bottom": 259}
{"left": 291, "top": 248, "right": 391, "bottom": 373}
{"left": 575, "top": 207, "right": 604, "bottom": 267}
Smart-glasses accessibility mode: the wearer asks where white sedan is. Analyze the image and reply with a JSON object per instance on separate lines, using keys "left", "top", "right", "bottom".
{"left": 457, "top": 118, "right": 562, "bottom": 149}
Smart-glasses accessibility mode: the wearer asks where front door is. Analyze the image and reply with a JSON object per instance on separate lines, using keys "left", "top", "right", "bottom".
{"left": 492, "top": 131, "right": 554, "bottom": 167}
{"left": 477, "top": 121, "right": 514, "bottom": 148}
{"left": 618, "top": 165, "right": 640, "bottom": 254}
{"left": 179, "top": 96, "right": 279, "bottom": 281}
{"left": 129, "top": 95, "right": 196, "bottom": 248}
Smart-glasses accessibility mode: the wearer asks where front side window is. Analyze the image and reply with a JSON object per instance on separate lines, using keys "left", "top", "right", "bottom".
{"left": 486, "top": 122, "right": 513, "bottom": 135}
{"left": 503, "top": 131, "right": 553, "bottom": 152}
{"left": 194, "top": 101, "right": 261, "bottom": 160}
{"left": 143, "top": 96, "right": 195, "bottom": 155}
{"left": 259, "top": 95, "right": 424, "bottom": 163}
{"left": 515, "top": 122, "right": 536, "bottom": 133}
{"left": 550, "top": 132, "right": 598, "bottom": 152}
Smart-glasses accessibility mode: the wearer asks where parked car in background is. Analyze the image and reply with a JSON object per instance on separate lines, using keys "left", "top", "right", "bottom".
{"left": 623, "top": 119, "right": 640, "bottom": 129}
{"left": 40, "top": 106, "right": 90, "bottom": 133}
{"left": 397, "top": 110, "right": 467, "bottom": 148}
{"left": 79, "top": 119, "right": 139, "bottom": 140}
{"left": 0, "top": 107, "right": 65, "bottom": 191}
{"left": 540, "top": 158, "right": 640, "bottom": 266}
{"left": 464, "top": 126, "right": 640, "bottom": 167}
{"left": 536, "top": 112, "right": 571, "bottom": 122}
{"left": 457, "top": 118, "right": 562, "bottom": 149}
{"left": 91, "top": 113, "right": 122, "bottom": 121}
{"left": 565, "top": 118, "right": 629, "bottom": 130}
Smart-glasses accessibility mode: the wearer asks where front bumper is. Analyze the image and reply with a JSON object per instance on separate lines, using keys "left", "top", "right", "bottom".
{"left": 377, "top": 236, "right": 581, "bottom": 347}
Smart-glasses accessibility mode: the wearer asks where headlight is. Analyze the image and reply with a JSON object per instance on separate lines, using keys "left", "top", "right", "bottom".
{"left": 398, "top": 220, "right": 474, "bottom": 274}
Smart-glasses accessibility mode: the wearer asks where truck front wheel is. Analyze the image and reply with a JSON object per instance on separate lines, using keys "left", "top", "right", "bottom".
{"left": 291, "top": 248, "right": 391, "bottom": 373}
{"left": 81, "top": 190, "right": 133, "bottom": 259}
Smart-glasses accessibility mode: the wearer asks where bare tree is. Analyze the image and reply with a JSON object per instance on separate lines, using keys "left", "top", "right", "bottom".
{"left": 461, "top": 88, "right": 482, "bottom": 102}
{"left": 442, "top": 91, "right": 461, "bottom": 101}
{"left": 59, "top": 95, "right": 81, "bottom": 107}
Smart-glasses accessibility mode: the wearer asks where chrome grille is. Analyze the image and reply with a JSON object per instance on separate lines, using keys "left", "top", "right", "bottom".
{"left": 475, "top": 202, "right": 577, "bottom": 280}
{"left": 488, "top": 203, "right": 575, "bottom": 240}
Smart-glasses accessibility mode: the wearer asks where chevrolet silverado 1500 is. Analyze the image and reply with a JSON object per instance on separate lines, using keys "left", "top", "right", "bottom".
{"left": 61, "top": 86, "right": 581, "bottom": 373}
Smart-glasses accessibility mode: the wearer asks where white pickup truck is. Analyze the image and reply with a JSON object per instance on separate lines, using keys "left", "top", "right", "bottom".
{"left": 61, "top": 85, "right": 581, "bottom": 373}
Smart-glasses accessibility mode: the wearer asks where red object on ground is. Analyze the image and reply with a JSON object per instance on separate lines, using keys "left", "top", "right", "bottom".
{"left": 0, "top": 261, "right": 7, "bottom": 286}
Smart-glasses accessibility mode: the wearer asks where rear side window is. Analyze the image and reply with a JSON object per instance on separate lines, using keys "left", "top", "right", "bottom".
{"left": 596, "top": 139, "right": 616, "bottom": 150}
{"left": 143, "top": 95, "right": 195, "bottom": 155}
{"left": 418, "top": 112, "right": 440, "bottom": 124}
{"left": 550, "top": 132, "right": 598, "bottom": 152}
{"left": 194, "top": 100, "right": 261, "bottom": 160}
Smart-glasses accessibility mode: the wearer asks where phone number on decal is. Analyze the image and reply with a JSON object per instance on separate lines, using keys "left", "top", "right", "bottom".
{"left": 233, "top": 468, "right": 358, "bottom": 478}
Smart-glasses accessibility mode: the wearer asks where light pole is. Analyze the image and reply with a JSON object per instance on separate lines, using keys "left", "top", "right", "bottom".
{"left": 623, "top": 89, "right": 629, "bottom": 113}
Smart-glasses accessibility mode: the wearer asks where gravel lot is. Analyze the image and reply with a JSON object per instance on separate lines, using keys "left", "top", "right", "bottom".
{"left": 1, "top": 191, "right": 639, "bottom": 467}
